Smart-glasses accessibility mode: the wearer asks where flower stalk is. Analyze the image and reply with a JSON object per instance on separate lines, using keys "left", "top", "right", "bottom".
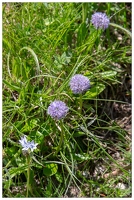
{"left": 79, "top": 93, "right": 83, "bottom": 114}
{"left": 55, "top": 120, "right": 64, "bottom": 156}
{"left": 47, "top": 100, "right": 69, "bottom": 156}
{"left": 19, "top": 136, "right": 38, "bottom": 197}
{"left": 26, "top": 155, "right": 31, "bottom": 197}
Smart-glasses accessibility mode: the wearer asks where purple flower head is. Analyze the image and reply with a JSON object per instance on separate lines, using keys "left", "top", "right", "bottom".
{"left": 47, "top": 100, "right": 69, "bottom": 120}
{"left": 19, "top": 136, "right": 38, "bottom": 152}
{"left": 69, "top": 74, "right": 90, "bottom": 94}
{"left": 91, "top": 12, "right": 110, "bottom": 30}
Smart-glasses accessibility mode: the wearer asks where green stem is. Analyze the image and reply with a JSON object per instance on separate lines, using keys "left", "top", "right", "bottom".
{"left": 79, "top": 93, "right": 83, "bottom": 114}
{"left": 26, "top": 155, "right": 31, "bottom": 197}
{"left": 55, "top": 120, "right": 64, "bottom": 156}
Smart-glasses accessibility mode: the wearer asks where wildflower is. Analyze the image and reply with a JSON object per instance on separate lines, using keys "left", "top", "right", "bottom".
{"left": 47, "top": 100, "right": 69, "bottom": 120}
{"left": 91, "top": 12, "right": 110, "bottom": 30}
{"left": 28, "top": 140, "right": 38, "bottom": 152}
{"left": 19, "top": 135, "right": 38, "bottom": 152}
{"left": 69, "top": 74, "right": 90, "bottom": 94}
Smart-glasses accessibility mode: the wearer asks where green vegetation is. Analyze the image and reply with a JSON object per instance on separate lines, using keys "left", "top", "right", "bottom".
{"left": 3, "top": 2, "right": 131, "bottom": 197}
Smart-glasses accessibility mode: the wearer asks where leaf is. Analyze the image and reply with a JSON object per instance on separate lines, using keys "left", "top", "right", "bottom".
{"left": 77, "top": 29, "right": 99, "bottom": 52}
{"left": 45, "top": 181, "right": 52, "bottom": 197}
{"left": 73, "top": 131, "right": 85, "bottom": 137}
{"left": 73, "top": 153, "right": 91, "bottom": 161}
{"left": 20, "top": 119, "right": 38, "bottom": 132}
{"left": 3, "top": 80, "right": 21, "bottom": 92}
{"left": 14, "top": 194, "right": 26, "bottom": 198}
{"left": 99, "top": 70, "right": 117, "bottom": 80}
{"left": 7, "top": 165, "right": 28, "bottom": 179}
{"left": 19, "top": 47, "right": 40, "bottom": 75}
{"left": 43, "top": 2, "right": 48, "bottom": 7}
{"left": 54, "top": 52, "right": 71, "bottom": 68}
{"left": 43, "top": 163, "right": 58, "bottom": 176}
{"left": 29, "top": 130, "right": 44, "bottom": 144}
{"left": 77, "top": 22, "right": 88, "bottom": 46}
{"left": 3, "top": 179, "right": 13, "bottom": 190}
{"left": 3, "top": 38, "right": 12, "bottom": 50}
{"left": 83, "top": 83, "right": 105, "bottom": 99}
{"left": 55, "top": 172, "right": 63, "bottom": 183}
{"left": 5, "top": 146, "right": 17, "bottom": 157}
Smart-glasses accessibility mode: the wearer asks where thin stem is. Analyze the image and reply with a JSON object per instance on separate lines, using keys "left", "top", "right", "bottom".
{"left": 79, "top": 93, "right": 83, "bottom": 114}
{"left": 55, "top": 120, "right": 64, "bottom": 156}
{"left": 26, "top": 155, "right": 31, "bottom": 197}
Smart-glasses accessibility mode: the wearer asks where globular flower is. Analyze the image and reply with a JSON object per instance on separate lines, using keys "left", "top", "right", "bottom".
{"left": 91, "top": 12, "right": 110, "bottom": 30}
{"left": 19, "top": 135, "right": 38, "bottom": 152}
{"left": 47, "top": 100, "right": 69, "bottom": 120}
{"left": 69, "top": 74, "right": 90, "bottom": 94}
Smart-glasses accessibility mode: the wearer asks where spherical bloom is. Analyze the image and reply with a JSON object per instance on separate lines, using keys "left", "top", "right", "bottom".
{"left": 47, "top": 100, "right": 69, "bottom": 120}
{"left": 91, "top": 12, "right": 110, "bottom": 30}
{"left": 19, "top": 136, "right": 38, "bottom": 152}
{"left": 69, "top": 74, "right": 90, "bottom": 94}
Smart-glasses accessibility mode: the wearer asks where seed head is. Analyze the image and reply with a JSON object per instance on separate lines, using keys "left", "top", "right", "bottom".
{"left": 47, "top": 100, "right": 69, "bottom": 120}
{"left": 91, "top": 12, "right": 110, "bottom": 30}
{"left": 69, "top": 74, "right": 90, "bottom": 94}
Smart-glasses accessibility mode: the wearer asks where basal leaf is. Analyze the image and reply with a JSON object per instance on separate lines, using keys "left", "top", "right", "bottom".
{"left": 83, "top": 83, "right": 105, "bottom": 99}
{"left": 43, "top": 163, "right": 58, "bottom": 176}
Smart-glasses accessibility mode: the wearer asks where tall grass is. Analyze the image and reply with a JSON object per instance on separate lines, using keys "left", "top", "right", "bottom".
{"left": 3, "top": 2, "right": 131, "bottom": 197}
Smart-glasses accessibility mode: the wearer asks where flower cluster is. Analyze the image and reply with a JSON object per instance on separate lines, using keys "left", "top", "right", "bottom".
{"left": 91, "top": 12, "right": 110, "bottom": 30}
{"left": 47, "top": 100, "right": 69, "bottom": 120}
{"left": 69, "top": 74, "right": 90, "bottom": 94}
{"left": 19, "top": 136, "right": 38, "bottom": 152}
